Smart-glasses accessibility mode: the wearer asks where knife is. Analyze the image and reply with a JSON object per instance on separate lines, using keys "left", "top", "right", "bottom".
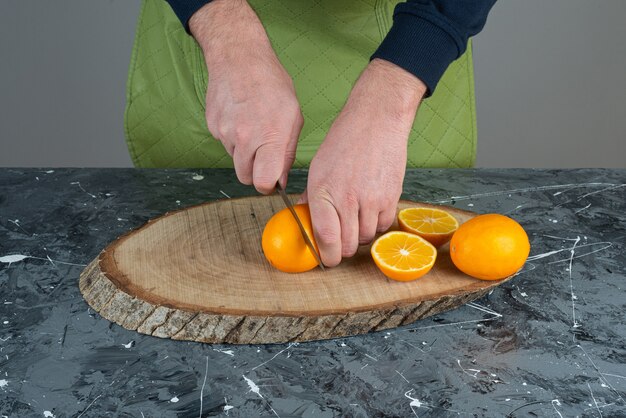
{"left": 275, "top": 182, "right": 325, "bottom": 271}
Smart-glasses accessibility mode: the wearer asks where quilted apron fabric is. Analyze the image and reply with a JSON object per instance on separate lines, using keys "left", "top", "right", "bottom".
{"left": 124, "top": 0, "right": 477, "bottom": 168}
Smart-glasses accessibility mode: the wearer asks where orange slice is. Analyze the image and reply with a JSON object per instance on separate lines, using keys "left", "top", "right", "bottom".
{"left": 371, "top": 231, "right": 437, "bottom": 282}
{"left": 398, "top": 207, "right": 459, "bottom": 248}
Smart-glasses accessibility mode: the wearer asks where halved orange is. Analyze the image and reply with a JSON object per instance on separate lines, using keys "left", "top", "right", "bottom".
{"left": 398, "top": 207, "right": 459, "bottom": 248}
{"left": 371, "top": 231, "right": 437, "bottom": 282}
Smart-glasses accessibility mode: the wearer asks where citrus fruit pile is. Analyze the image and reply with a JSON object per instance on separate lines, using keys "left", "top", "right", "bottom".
{"left": 261, "top": 203, "right": 530, "bottom": 282}
{"left": 371, "top": 207, "right": 530, "bottom": 282}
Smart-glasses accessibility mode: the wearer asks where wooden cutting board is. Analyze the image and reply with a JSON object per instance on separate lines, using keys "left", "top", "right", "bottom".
{"left": 80, "top": 196, "right": 511, "bottom": 344}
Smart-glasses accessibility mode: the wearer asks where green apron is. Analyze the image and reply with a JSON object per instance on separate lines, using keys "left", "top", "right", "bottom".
{"left": 124, "top": 0, "right": 477, "bottom": 168}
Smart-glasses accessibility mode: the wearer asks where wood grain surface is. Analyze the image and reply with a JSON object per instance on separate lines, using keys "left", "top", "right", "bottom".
{"left": 79, "top": 196, "right": 512, "bottom": 344}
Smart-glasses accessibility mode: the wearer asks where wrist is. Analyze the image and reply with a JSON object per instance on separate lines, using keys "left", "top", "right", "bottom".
{"left": 348, "top": 59, "right": 426, "bottom": 126}
{"left": 367, "top": 59, "right": 427, "bottom": 113}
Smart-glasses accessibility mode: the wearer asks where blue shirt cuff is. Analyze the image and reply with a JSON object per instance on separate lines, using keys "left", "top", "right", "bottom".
{"left": 371, "top": 10, "right": 464, "bottom": 97}
{"left": 165, "top": 0, "right": 213, "bottom": 33}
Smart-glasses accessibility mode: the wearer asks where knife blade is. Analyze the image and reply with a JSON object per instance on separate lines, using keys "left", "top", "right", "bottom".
{"left": 275, "top": 182, "right": 325, "bottom": 271}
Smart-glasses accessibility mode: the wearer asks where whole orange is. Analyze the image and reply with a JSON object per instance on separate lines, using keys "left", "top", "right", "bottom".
{"left": 262, "top": 203, "right": 320, "bottom": 273}
{"left": 450, "top": 214, "right": 530, "bottom": 281}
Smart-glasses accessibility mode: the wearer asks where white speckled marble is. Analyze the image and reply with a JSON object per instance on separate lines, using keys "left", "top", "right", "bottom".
{"left": 0, "top": 168, "right": 625, "bottom": 417}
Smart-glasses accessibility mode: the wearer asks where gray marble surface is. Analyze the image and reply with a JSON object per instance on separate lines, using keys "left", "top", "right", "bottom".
{"left": 0, "top": 168, "right": 625, "bottom": 418}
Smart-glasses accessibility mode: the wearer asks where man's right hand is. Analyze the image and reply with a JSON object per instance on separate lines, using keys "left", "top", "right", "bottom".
{"left": 190, "top": 0, "right": 302, "bottom": 194}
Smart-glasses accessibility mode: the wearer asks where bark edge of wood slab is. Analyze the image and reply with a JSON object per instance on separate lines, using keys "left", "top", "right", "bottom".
{"left": 79, "top": 196, "right": 513, "bottom": 344}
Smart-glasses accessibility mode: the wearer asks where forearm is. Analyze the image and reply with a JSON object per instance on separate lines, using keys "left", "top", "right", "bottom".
{"left": 188, "top": 0, "right": 275, "bottom": 76}
{"left": 372, "top": 0, "right": 496, "bottom": 95}
{"left": 362, "top": 59, "right": 427, "bottom": 120}
{"left": 343, "top": 59, "right": 426, "bottom": 149}
{"left": 189, "top": 0, "right": 241, "bottom": 48}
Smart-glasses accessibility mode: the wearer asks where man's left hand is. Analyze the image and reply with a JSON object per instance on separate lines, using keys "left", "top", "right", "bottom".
{"left": 302, "top": 59, "right": 428, "bottom": 267}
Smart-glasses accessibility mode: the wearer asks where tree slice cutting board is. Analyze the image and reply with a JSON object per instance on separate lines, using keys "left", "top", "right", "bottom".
{"left": 80, "top": 196, "right": 511, "bottom": 344}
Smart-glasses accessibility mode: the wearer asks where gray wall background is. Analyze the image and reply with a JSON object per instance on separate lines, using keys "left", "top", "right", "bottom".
{"left": 1, "top": 0, "right": 625, "bottom": 168}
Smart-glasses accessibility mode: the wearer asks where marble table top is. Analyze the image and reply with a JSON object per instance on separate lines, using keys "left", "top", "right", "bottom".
{"left": 0, "top": 168, "right": 624, "bottom": 417}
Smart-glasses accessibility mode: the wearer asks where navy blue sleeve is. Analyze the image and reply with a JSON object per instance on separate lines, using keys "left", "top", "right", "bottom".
{"left": 165, "top": 0, "right": 496, "bottom": 96}
{"left": 371, "top": 1, "right": 496, "bottom": 96}
{"left": 164, "top": 0, "right": 213, "bottom": 32}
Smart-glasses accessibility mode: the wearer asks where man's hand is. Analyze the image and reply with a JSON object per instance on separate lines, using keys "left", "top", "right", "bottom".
{"left": 190, "top": 0, "right": 302, "bottom": 193}
{"left": 302, "top": 59, "right": 427, "bottom": 267}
